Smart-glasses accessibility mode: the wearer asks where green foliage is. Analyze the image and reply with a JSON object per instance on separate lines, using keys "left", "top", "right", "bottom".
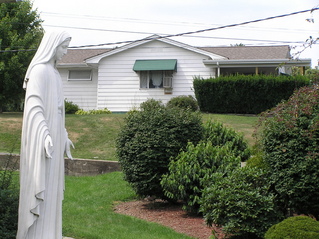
{"left": 64, "top": 99, "right": 80, "bottom": 114}
{"left": 305, "top": 68, "right": 319, "bottom": 84}
{"left": 264, "top": 216, "right": 319, "bottom": 239}
{"left": 116, "top": 99, "right": 203, "bottom": 198}
{"left": 0, "top": 1, "right": 43, "bottom": 112}
{"left": 0, "top": 155, "right": 19, "bottom": 239}
{"left": 75, "top": 108, "right": 111, "bottom": 115}
{"left": 203, "top": 120, "right": 250, "bottom": 161}
{"left": 193, "top": 74, "right": 309, "bottom": 114}
{"left": 161, "top": 141, "right": 240, "bottom": 214}
{"left": 161, "top": 120, "right": 249, "bottom": 214}
{"left": 245, "top": 152, "right": 267, "bottom": 169}
{"left": 258, "top": 86, "right": 319, "bottom": 217}
{"left": 166, "top": 95, "right": 199, "bottom": 112}
{"left": 200, "top": 167, "right": 283, "bottom": 238}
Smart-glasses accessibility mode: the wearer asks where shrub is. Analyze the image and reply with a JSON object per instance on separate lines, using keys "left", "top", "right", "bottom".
{"left": 193, "top": 74, "right": 309, "bottom": 114}
{"left": 258, "top": 86, "right": 319, "bottom": 217}
{"left": 166, "top": 95, "right": 199, "bottom": 112}
{"left": 0, "top": 155, "right": 19, "bottom": 239}
{"left": 116, "top": 99, "right": 203, "bottom": 198}
{"left": 161, "top": 141, "right": 240, "bottom": 214}
{"left": 264, "top": 216, "right": 319, "bottom": 239}
{"left": 75, "top": 108, "right": 111, "bottom": 115}
{"left": 203, "top": 121, "right": 250, "bottom": 161}
{"left": 200, "top": 166, "right": 283, "bottom": 238}
{"left": 64, "top": 99, "right": 80, "bottom": 114}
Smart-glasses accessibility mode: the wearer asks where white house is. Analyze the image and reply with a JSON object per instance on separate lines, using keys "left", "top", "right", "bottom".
{"left": 57, "top": 35, "right": 311, "bottom": 112}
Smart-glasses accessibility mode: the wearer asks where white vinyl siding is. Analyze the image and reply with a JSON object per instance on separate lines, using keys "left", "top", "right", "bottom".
{"left": 59, "top": 68, "right": 98, "bottom": 110}
{"left": 96, "top": 40, "right": 217, "bottom": 112}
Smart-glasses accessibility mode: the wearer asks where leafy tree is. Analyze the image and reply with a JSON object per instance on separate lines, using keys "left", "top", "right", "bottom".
{"left": 0, "top": 1, "right": 43, "bottom": 112}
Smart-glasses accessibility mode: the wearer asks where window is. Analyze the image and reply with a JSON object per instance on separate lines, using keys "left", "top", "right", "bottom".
{"left": 68, "top": 70, "right": 92, "bottom": 81}
{"left": 133, "top": 59, "right": 177, "bottom": 90}
{"left": 140, "top": 70, "right": 173, "bottom": 89}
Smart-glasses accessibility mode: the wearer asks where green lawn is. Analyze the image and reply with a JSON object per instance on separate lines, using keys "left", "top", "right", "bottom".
{"left": 0, "top": 112, "right": 258, "bottom": 159}
{"left": 63, "top": 172, "right": 194, "bottom": 239}
{"left": 0, "top": 112, "right": 258, "bottom": 238}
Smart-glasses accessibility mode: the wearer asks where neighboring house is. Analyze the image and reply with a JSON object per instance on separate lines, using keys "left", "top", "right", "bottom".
{"left": 57, "top": 35, "right": 311, "bottom": 112}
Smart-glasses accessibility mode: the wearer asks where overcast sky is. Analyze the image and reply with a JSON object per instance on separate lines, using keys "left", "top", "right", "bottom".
{"left": 31, "top": 0, "right": 319, "bottom": 67}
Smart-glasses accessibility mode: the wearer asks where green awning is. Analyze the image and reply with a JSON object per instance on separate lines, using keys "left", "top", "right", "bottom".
{"left": 133, "top": 59, "right": 177, "bottom": 71}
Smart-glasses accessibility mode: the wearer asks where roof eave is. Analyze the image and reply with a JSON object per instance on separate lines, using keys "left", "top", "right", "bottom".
{"left": 203, "top": 59, "right": 312, "bottom": 68}
{"left": 57, "top": 63, "right": 92, "bottom": 69}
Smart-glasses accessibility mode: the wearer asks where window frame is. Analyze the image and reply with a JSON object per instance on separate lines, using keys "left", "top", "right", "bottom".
{"left": 68, "top": 69, "right": 92, "bottom": 81}
{"left": 139, "top": 70, "right": 173, "bottom": 89}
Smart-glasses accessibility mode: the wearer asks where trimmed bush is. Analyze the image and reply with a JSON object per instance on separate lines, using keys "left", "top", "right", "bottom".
{"left": 193, "top": 74, "right": 309, "bottom": 114}
{"left": 258, "top": 86, "right": 319, "bottom": 217}
{"left": 64, "top": 99, "right": 80, "bottom": 114}
{"left": 161, "top": 120, "right": 248, "bottom": 214}
{"left": 166, "top": 95, "right": 199, "bottom": 112}
{"left": 161, "top": 141, "right": 240, "bottom": 214}
{"left": 116, "top": 99, "right": 203, "bottom": 198}
{"left": 265, "top": 216, "right": 319, "bottom": 239}
{"left": 200, "top": 166, "right": 283, "bottom": 238}
{"left": 203, "top": 121, "right": 250, "bottom": 161}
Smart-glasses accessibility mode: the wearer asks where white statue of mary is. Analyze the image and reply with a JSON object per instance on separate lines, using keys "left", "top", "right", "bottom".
{"left": 17, "top": 31, "right": 74, "bottom": 239}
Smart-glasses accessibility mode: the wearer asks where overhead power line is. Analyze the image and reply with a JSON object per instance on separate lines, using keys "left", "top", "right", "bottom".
{"left": 1, "top": 7, "right": 318, "bottom": 52}
{"left": 69, "top": 7, "right": 319, "bottom": 48}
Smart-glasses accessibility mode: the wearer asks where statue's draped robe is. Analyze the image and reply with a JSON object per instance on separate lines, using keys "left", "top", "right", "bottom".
{"left": 17, "top": 63, "right": 67, "bottom": 239}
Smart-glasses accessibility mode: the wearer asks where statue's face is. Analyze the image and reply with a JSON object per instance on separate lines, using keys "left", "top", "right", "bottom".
{"left": 55, "top": 39, "right": 71, "bottom": 61}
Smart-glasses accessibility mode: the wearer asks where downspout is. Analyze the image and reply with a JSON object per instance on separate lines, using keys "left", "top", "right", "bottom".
{"left": 217, "top": 62, "right": 220, "bottom": 77}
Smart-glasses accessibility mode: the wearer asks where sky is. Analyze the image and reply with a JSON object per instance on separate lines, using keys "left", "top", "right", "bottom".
{"left": 31, "top": 0, "right": 319, "bottom": 67}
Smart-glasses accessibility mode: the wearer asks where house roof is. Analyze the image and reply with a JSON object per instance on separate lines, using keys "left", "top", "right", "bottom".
{"left": 59, "top": 48, "right": 111, "bottom": 64}
{"left": 200, "top": 45, "right": 291, "bottom": 60}
{"left": 58, "top": 43, "right": 292, "bottom": 65}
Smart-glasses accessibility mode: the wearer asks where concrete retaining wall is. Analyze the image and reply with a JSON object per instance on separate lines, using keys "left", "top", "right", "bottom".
{"left": 0, "top": 153, "right": 121, "bottom": 176}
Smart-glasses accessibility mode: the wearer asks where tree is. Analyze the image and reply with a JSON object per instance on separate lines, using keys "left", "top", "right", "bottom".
{"left": 0, "top": 1, "right": 43, "bottom": 113}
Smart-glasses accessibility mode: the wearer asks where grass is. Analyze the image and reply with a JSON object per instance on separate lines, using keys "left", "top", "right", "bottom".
{"left": 63, "top": 172, "right": 194, "bottom": 239}
{"left": 0, "top": 112, "right": 258, "bottom": 159}
{"left": 0, "top": 112, "right": 259, "bottom": 238}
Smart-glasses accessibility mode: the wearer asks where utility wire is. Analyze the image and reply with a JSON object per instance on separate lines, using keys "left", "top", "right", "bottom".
{"left": 1, "top": 7, "right": 318, "bottom": 52}
{"left": 69, "top": 7, "right": 319, "bottom": 48}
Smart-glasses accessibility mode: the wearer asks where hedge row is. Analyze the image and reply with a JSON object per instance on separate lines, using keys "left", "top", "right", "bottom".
{"left": 193, "top": 75, "right": 310, "bottom": 114}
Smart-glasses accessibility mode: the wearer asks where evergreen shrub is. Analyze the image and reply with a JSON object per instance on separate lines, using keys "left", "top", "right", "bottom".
{"left": 161, "top": 120, "right": 248, "bottom": 214}
{"left": 193, "top": 74, "right": 309, "bottom": 114}
{"left": 166, "top": 95, "right": 199, "bottom": 112}
{"left": 203, "top": 121, "right": 250, "bottom": 161}
{"left": 200, "top": 167, "right": 283, "bottom": 238}
{"left": 161, "top": 141, "right": 240, "bottom": 214}
{"left": 264, "top": 216, "right": 319, "bottom": 239}
{"left": 64, "top": 99, "right": 80, "bottom": 114}
{"left": 116, "top": 99, "right": 203, "bottom": 198}
{"left": 258, "top": 86, "right": 319, "bottom": 217}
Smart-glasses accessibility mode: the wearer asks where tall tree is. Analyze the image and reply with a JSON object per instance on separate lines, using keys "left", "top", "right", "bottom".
{"left": 0, "top": 1, "right": 43, "bottom": 113}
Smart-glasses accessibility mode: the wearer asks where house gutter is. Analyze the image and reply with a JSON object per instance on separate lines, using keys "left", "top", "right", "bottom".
{"left": 203, "top": 58, "right": 312, "bottom": 68}
{"left": 57, "top": 63, "right": 96, "bottom": 69}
